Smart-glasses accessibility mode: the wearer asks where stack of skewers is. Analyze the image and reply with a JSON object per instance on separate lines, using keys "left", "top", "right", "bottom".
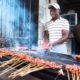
{"left": 66, "top": 64, "right": 80, "bottom": 80}
{"left": 0, "top": 49, "right": 62, "bottom": 79}
{"left": 0, "top": 49, "right": 80, "bottom": 80}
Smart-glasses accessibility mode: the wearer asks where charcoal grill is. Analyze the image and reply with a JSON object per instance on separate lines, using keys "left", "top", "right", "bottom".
{"left": 11, "top": 49, "right": 80, "bottom": 66}
{"left": 0, "top": 48, "right": 80, "bottom": 80}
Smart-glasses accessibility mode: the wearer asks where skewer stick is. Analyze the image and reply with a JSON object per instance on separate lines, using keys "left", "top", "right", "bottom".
{"left": 20, "top": 66, "right": 45, "bottom": 77}
{"left": 8, "top": 64, "right": 29, "bottom": 78}
{"left": 0, "top": 58, "right": 22, "bottom": 72}
{"left": 71, "top": 69, "right": 75, "bottom": 80}
{"left": 9, "top": 63, "right": 35, "bottom": 77}
{"left": 0, "top": 60, "right": 26, "bottom": 76}
{"left": 73, "top": 71, "right": 76, "bottom": 80}
{"left": 77, "top": 69, "right": 80, "bottom": 80}
{"left": 72, "top": 72, "right": 74, "bottom": 80}
{"left": 74, "top": 64, "right": 78, "bottom": 80}
{"left": 67, "top": 70, "right": 70, "bottom": 80}
{"left": 77, "top": 73, "right": 79, "bottom": 80}
{"left": 9, "top": 63, "right": 45, "bottom": 78}
{"left": 9, "top": 63, "right": 36, "bottom": 78}
{"left": 0, "top": 58, "right": 16, "bottom": 68}
{"left": 72, "top": 69, "right": 75, "bottom": 80}
{"left": 79, "top": 73, "right": 80, "bottom": 80}
{"left": 78, "top": 68, "right": 80, "bottom": 80}
{"left": 12, "top": 65, "right": 45, "bottom": 78}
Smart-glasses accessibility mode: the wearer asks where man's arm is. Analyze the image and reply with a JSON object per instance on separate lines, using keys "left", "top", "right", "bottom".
{"left": 51, "top": 29, "right": 69, "bottom": 46}
{"left": 40, "top": 30, "right": 49, "bottom": 49}
{"left": 43, "top": 30, "right": 49, "bottom": 43}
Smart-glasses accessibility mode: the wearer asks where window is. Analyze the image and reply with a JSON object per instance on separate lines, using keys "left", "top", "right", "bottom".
{"left": 61, "top": 13, "right": 77, "bottom": 27}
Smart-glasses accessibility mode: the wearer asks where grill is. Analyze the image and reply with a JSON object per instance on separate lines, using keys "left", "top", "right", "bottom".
{"left": 12, "top": 49, "right": 80, "bottom": 66}
{"left": 0, "top": 48, "right": 80, "bottom": 80}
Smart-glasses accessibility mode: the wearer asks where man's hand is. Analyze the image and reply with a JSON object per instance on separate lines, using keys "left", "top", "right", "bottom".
{"left": 40, "top": 40, "right": 49, "bottom": 50}
{"left": 40, "top": 41, "right": 54, "bottom": 50}
{"left": 47, "top": 43, "right": 53, "bottom": 50}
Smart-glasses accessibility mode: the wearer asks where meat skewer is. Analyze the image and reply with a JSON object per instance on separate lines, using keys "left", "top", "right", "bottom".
{"left": 75, "top": 65, "right": 78, "bottom": 80}
{"left": 9, "top": 63, "right": 30, "bottom": 78}
{"left": 9, "top": 63, "right": 46, "bottom": 78}
{"left": 0, "top": 58, "right": 16, "bottom": 68}
{"left": 9, "top": 63, "right": 41, "bottom": 75}
{"left": 0, "top": 58, "right": 23, "bottom": 73}
{"left": 20, "top": 66, "right": 45, "bottom": 77}
{"left": 71, "top": 68, "right": 75, "bottom": 80}
{"left": 66, "top": 64, "right": 80, "bottom": 80}
{"left": 0, "top": 60, "right": 26, "bottom": 76}
{"left": 9, "top": 62, "right": 38, "bottom": 77}
{"left": 9, "top": 60, "right": 61, "bottom": 78}
{"left": 66, "top": 65, "right": 71, "bottom": 80}
{"left": 0, "top": 49, "right": 74, "bottom": 79}
{"left": 73, "top": 64, "right": 79, "bottom": 80}
{"left": 9, "top": 63, "right": 38, "bottom": 78}
{"left": 78, "top": 68, "right": 80, "bottom": 80}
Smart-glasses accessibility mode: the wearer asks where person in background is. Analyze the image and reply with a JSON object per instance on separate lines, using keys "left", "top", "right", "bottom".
{"left": 41, "top": 3, "right": 70, "bottom": 54}
{"left": 73, "top": 24, "right": 80, "bottom": 54}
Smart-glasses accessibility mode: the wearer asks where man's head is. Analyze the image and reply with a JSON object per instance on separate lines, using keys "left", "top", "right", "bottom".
{"left": 48, "top": 3, "right": 60, "bottom": 20}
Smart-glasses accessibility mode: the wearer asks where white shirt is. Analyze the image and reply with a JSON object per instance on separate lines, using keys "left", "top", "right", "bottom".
{"left": 45, "top": 17, "right": 69, "bottom": 54}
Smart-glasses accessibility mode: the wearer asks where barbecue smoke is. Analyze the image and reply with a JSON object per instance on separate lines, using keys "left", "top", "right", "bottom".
{"left": 0, "top": 0, "right": 37, "bottom": 49}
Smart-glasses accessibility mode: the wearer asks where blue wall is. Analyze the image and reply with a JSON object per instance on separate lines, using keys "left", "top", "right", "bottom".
{"left": 0, "top": 0, "right": 38, "bottom": 48}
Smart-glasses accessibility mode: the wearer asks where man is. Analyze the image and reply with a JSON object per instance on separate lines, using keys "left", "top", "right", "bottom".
{"left": 41, "top": 3, "right": 70, "bottom": 54}
{"left": 73, "top": 24, "right": 80, "bottom": 54}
